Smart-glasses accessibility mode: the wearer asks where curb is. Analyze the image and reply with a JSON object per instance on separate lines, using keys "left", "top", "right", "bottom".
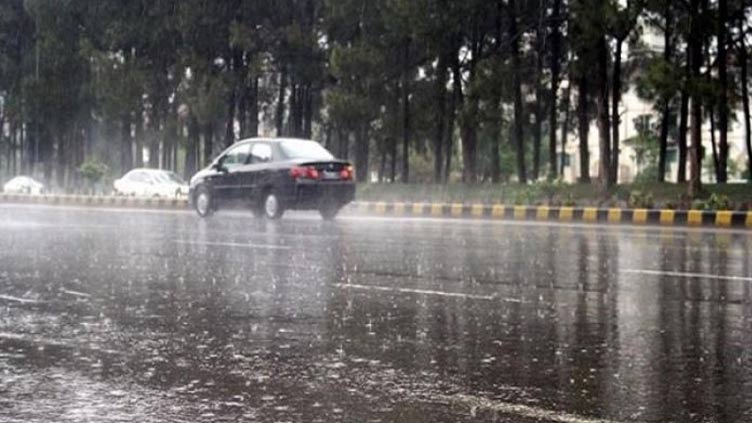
{"left": 2, "top": 194, "right": 751, "bottom": 229}
{"left": 349, "top": 201, "right": 752, "bottom": 229}
{"left": 0, "top": 193, "right": 189, "bottom": 210}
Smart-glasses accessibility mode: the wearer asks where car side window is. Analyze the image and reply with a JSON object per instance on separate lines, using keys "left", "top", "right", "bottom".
{"left": 129, "top": 172, "right": 148, "bottom": 183}
{"left": 250, "top": 143, "right": 272, "bottom": 164}
{"left": 221, "top": 143, "right": 251, "bottom": 168}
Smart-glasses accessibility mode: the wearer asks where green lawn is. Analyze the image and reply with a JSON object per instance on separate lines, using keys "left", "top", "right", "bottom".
{"left": 355, "top": 182, "right": 752, "bottom": 210}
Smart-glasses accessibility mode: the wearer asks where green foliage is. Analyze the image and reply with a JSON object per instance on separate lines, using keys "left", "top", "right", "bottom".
{"left": 633, "top": 163, "right": 660, "bottom": 184}
{"left": 79, "top": 160, "right": 109, "bottom": 184}
{"left": 692, "top": 193, "right": 732, "bottom": 211}
{"left": 0, "top": 0, "right": 750, "bottom": 193}
{"left": 628, "top": 191, "right": 654, "bottom": 209}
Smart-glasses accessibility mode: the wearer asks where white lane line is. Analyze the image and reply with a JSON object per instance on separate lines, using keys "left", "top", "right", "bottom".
{"left": 334, "top": 283, "right": 521, "bottom": 302}
{"left": 60, "top": 289, "right": 91, "bottom": 298}
{"left": 437, "top": 393, "right": 646, "bottom": 423}
{"left": 0, "top": 294, "right": 41, "bottom": 304}
{"left": 0, "top": 332, "right": 122, "bottom": 355}
{"left": 175, "top": 240, "right": 291, "bottom": 250}
{"left": 622, "top": 268, "right": 752, "bottom": 282}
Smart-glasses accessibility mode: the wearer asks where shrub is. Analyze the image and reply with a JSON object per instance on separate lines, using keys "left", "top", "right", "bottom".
{"left": 628, "top": 190, "right": 654, "bottom": 209}
{"left": 706, "top": 193, "right": 732, "bottom": 210}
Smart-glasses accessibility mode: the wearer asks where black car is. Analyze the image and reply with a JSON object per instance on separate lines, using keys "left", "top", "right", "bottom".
{"left": 189, "top": 138, "right": 355, "bottom": 219}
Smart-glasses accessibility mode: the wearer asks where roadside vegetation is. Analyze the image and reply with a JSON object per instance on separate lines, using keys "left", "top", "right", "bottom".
{"left": 1, "top": 0, "right": 751, "bottom": 200}
{"left": 358, "top": 182, "right": 752, "bottom": 210}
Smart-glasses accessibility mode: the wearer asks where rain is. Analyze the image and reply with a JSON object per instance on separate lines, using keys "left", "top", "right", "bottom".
{"left": 1, "top": 204, "right": 751, "bottom": 422}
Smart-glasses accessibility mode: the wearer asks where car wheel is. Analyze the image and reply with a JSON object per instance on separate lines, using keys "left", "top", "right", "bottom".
{"left": 262, "top": 190, "right": 285, "bottom": 220}
{"left": 319, "top": 203, "right": 341, "bottom": 220}
{"left": 194, "top": 185, "right": 215, "bottom": 218}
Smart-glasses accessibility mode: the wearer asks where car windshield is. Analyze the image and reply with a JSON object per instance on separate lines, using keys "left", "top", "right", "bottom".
{"left": 152, "top": 171, "right": 185, "bottom": 184}
{"left": 280, "top": 140, "right": 334, "bottom": 160}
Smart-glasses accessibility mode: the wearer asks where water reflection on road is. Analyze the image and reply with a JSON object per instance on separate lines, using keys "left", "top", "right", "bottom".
{"left": 1, "top": 206, "right": 750, "bottom": 422}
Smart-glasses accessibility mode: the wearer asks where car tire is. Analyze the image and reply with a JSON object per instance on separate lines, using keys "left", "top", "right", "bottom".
{"left": 319, "top": 204, "right": 341, "bottom": 220}
{"left": 262, "top": 190, "right": 285, "bottom": 220}
{"left": 194, "top": 185, "right": 215, "bottom": 218}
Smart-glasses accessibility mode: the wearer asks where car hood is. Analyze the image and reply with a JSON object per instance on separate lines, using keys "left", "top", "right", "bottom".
{"left": 190, "top": 167, "right": 214, "bottom": 187}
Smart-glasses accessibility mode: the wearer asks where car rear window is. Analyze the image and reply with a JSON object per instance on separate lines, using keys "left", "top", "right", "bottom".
{"left": 280, "top": 140, "right": 334, "bottom": 160}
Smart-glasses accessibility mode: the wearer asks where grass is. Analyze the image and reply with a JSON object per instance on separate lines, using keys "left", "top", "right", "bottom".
{"left": 355, "top": 181, "right": 752, "bottom": 210}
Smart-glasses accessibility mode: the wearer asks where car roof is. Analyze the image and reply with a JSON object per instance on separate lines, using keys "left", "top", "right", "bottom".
{"left": 9, "top": 175, "right": 36, "bottom": 182}
{"left": 235, "top": 137, "right": 316, "bottom": 144}
{"left": 127, "top": 168, "right": 171, "bottom": 174}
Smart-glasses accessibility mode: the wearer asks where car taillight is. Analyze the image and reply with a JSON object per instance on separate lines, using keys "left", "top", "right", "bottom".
{"left": 290, "top": 166, "right": 320, "bottom": 180}
{"left": 340, "top": 165, "right": 354, "bottom": 181}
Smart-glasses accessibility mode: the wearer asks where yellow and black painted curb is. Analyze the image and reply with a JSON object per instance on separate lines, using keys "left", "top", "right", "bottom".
{"left": 349, "top": 201, "right": 752, "bottom": 229}
{"left": 0, "top": 193, "right": 189, "bottom": 209}
{"left": 2, "top": 194, "right": 751, "bottom": 229}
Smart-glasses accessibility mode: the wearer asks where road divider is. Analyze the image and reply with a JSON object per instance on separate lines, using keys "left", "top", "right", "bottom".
{"left": 349, "top": 201, "right": 752, "bottom": 229}
{"left": 2, "top": 193, "right": 751, "bottom": 229}
{"left": 0, "top": 192, "right": 189, "bottom": 209}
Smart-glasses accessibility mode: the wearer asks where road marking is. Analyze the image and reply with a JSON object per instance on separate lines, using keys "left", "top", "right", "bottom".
{"left": 0, "top": 294, "right": 41, "bottom": 304}
{"left": 0, "top": 332, "right": 122, "bottom": 355}
{"left": 175, "top": 240, "right": 291, "bottom": 250}
{"left": 60, "top": 288, "right": 91, "bottom": 298}
{"left": 334, "top": 283, "right": 518, "bottom": 302}
{"left": 437, "top": 393, "right": 647, "bottom": 423}
{"left": 622, "top": 268, "right": 752, "bottom": 282}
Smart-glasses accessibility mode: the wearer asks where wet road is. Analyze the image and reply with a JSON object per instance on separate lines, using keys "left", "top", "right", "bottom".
{"left": 1, "top": 204, "right": 751, "bottom": 423}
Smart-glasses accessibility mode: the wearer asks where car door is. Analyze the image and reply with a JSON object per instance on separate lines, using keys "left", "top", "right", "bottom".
{"left": 128, "top": 171, "right": 150, "bottom": 196}
{"left": 213, "top": 142, "right": 251, "bottom": 203}
{"left": 242, "top": 142, "right": 274, "bottom": 202}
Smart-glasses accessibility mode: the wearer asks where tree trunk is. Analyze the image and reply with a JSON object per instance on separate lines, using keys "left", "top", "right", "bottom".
{"left": 549, "top": 0, "right": 562, "bottom": 179}
{"left": 224, "top": 85, "right": 236, "bottom": 147}
{"left": 433, "top": 52, "right": 447, "bottom": 183}
{"left": 250, "top": 77, "right": 259, "bottom": 137}
{"left": 401, "top": 40, "right": 411, "bottom": 183}
{"left": 289, "top": 84, "right": 298, "bottom": 136}
{"left": 356, "top": 124, "right": 369, "bottom": 183}
{"left": 446, "top": 50, "right": 462, "bottom": 183}
{"left": 121, "top": 113, "right": 133, "bottom": 174}
{"left": 303, "top": 86, "right": 313, "bottom": 139}
{"left": 388, "top": 136, "right": 396, "bottom": 183}
{"left": 596, "top": 35, "right": 611, "bottom": 188}
{"left": 740, "top": 24, "right": 752, "bottom": 182}
{"left": 135, "top": 107, "right": 144, "bottom": 168}
{"left": 490, "top": 98, "right": 502, "bottom": 183}
{"left": 677, "top": 47, "right": 690, "bottom": 183}
{"left": 560, "top": 72, "right": 572, "bottom": 178}
{"left": 510, "top": 0, "right": 526, "bottom": 183}
{"left": 578, "top": 75, "right": 591, "bottom": 183}
{"left": 148, "top": 108, "right": 160, "bottom": 169}
{"left": 203, "top": 124, "right": 214, "bottom": 168}
{"left": 678, "top": 93, "right": 689, "bottom": 182}
{"left": 710, "top": 106, "right": 720, "bottom": 181}
{"left": 688, "top": 0, "right": 703, "bottom": 196}
{"left": 611, "top": 39, "right": 623, "bottom": 185}
{"left": 185, "top": 115, "right": 199, "bottom": 180}
{"left": 55, "top": 132, "right": 66, "bottom": 191}
{"left": 532, "top": 2, "right": 545, "bottom": 181}
{"left": 657, "top": 2, "right": 673, "bottom": 183}
{"left": 717, "top": 0, "right": 729, "bottom": 182}
{"left": 378, "top": 146, "right": 387, "bottom": 182}
{"left": 275, "top": 67, "right": 287, "bottom": 137}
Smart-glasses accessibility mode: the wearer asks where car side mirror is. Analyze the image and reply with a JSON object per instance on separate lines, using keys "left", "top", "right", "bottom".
{"left": 212, "top": 162, "right": 228, "bottom": 173}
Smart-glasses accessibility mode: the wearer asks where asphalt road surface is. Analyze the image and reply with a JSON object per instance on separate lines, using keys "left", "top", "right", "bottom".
{"left": 1, "top": 204, "right": 751, "bottom": 423}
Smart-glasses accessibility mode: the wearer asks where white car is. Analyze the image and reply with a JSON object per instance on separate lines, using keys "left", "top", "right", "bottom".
{"left": 114, "top": 169, "right": 189, "bottom": 198}
{"left": 3, "top": 176, "right": 45, "bottom": 195}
